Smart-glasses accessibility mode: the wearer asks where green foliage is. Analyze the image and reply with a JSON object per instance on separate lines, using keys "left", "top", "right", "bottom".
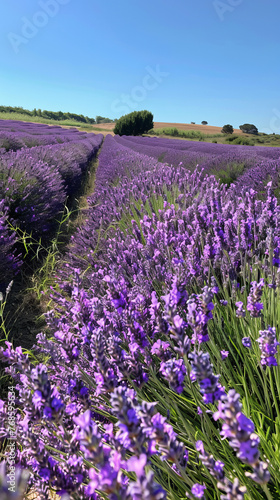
{"left": 95, "top": 115, "right": 114, "bottom": 124}
{"left": 0, "top": 105, "right": 96, "bottom": 124}
{"left": 221, "top": 124, "right": 234, "bottom": 134}
{"left": 201, "top": 120, "right": 208, "bottom": 125}
{"left": 153, "top": 127, "right": 180, "bottom": 137}
{"left": 0, "top": 112, "right": 95, "bottom": 130}
{"left": 210, "top": 161, "right": 247, "bottom": 186}
{"left": 225, "top": 134, "right": 255, "bottom": 146}
{"left": 239, "top": 123, "right": 259, "bottom": 135}
{"left": 114, "top": 110, "right": 154, "bottom": 136}
{"left": 148, "top": 128, "right": 223, "bottom": 141}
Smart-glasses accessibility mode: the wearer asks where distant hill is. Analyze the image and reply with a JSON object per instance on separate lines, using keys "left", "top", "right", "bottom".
{"left": 92, "top": 121, "right": 243, "bottom": 134}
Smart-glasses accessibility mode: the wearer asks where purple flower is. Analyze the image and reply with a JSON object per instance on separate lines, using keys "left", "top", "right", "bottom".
{"left": 39, "top": 468, "right": 51, "bottom": 481}
{"left": 235, "top": 301, "right": 246, "bottom": 318}
{"left": 220, "top": 350, "right": 229, "bottom": 360}
{"left": 213, "top": 389, "right": 268, "bottom": 481}
{"left": 151, "top": 339, "right": 171, "bottom": 360}
{"left": 159, "top": 358, "right": 187, "bottom": 394}
{"left": 127, "top": 454, "right": 147, "bottom": 477}
{"left": 246, "top": 279, "right": 265, "bottom": 318}
{"left": 191, "top": 483, "right": 206, "bottom": 498}
{"left": 238, "top": 434, "right": 260, "bottom": 463}
{"left": 242, "top": 337, "right": 252, "bottom": 348}
{"left": 257, "top": 326, "right": 279, "bottom": 366}
{"left": 187, "top": 288, "right": 214, "bottom": 344}
{"left": 73, "top": 409, "right": 91, "bottom": 430}
{"left": 32, "top": 390, "right": 43, "bottom": 409}
{"left": 189, "top": 351, "right": 225, "bottom": 404}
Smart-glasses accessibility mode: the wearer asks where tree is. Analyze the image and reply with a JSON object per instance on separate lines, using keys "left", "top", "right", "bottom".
{"left": 221, "top": 124, "right": 234, "bottom": 134}
{"left": 114, "top": 110, "right": 154, "bottom": 136}
{"left": 201, "top": 121, "right": 208, "bottom": 125}
{"left": 239, "top": 123, "right": 258, "bottom": 135}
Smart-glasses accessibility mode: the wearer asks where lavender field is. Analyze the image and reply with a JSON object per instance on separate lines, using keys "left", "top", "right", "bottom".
{"left": 2, "top": 128, "right": 280, "bottom": 499}
{"left": 0, "top": 120, "right": 103, "bottom": 291}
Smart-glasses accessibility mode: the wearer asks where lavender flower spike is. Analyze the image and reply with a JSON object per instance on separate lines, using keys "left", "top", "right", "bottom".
{"left": 247, "top": 279, "right": 265, "bottom": 318}
{"left": 189, "top": 351, "right": 225, "bottom": 404}
{"left": 257, "top": 326, "right": 279, "bottom": 366}
{"left": 213, "top": 389, "right": 270, "bottom": 484}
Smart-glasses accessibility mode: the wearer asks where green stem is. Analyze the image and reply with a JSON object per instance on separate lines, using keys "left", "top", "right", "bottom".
{"left": 269, "top": 368, "right": 280, "bottom": 422}
{"left": 262, "top": 484, "right": 273, "bottom": 500}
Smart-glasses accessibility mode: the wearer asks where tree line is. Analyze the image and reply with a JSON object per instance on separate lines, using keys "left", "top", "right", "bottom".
{"left": 0, "top": 105, "right": 115, "bottom": 125}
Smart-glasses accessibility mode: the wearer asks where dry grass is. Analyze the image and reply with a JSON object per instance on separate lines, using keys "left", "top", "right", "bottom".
{"left": 91, "top": 123, "right": 115, "bottom": 130}
{"left": 90, "top": 121, "right": 243, "bottom": 136}
{"left": 153, "top": 122, "right": 243, "bottom": 135}
{"left": 26, "top": 489, "right": 59, "bottom": 499}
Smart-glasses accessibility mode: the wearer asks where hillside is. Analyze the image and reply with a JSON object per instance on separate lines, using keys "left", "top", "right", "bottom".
{"left": 91, "top": 121, "right": 243, "bottom": 135}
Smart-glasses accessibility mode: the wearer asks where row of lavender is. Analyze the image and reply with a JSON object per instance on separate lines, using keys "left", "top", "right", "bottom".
{"left": 0, "top": 122, "right": 103, "bottom": 289}
{"left": 114, "top": 135, "right": 280, "bottom": 191}
{"left": 2, "top": 135, "right": 280, "bottom": 498}
{"left": 0, "top": 119, "right": 91, "bottom": 152}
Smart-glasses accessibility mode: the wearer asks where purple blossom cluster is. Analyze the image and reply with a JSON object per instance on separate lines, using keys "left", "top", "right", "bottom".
{"left": 0, "top": 317, "right": 187, "bottom": 498}
{"left": 194, "top": 440, "right": 247, "bottom": 499}
{"left": 189, "top": 351, "right": 225, "bottom": 404}
{"left": 247, "top": 279, "right": 265, "bottom": 317}
{"left": 257, "top": 326, "right": 280, "bottom": 366}
{"left": 213, "top": 390, "right": 270, "bottom": 484}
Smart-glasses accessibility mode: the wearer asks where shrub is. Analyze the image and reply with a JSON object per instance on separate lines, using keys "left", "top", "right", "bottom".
{"left": 239, "top": 123, "right": 258, "bottom": 135}
{"left": 225, "top": 134, "right": 239, "bottom": 142}
{"left": 201, "top": 120, "right": 208, "bottom": 125}
{"left": 157, "top": 127, "right": 179, "bottom": 137}
{"left": 221, "top": 124, "right": 234, "bottom": 134}
{"left": 225, "top": 135, "right": 254, "bottom": 146}
{"left": 0, "top": 150, "right": 66, "bottom": 237}
{"left": 114, "top": 110, "right": 154, "bottom": 136}
{"left": 0, "top": 200, "right": 21, "bottom": 290}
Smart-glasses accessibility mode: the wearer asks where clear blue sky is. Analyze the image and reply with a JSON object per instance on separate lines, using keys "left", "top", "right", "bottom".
{"left": 0, "top": 0, "right": 279, "bottom": 132}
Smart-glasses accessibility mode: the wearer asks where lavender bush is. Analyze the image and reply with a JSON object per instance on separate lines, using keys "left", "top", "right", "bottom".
{"left": 0, "top": 200, "right": 21, "bottom": 291}
{"left": 0, "top": 120, "right": 103, "bottom": 297}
